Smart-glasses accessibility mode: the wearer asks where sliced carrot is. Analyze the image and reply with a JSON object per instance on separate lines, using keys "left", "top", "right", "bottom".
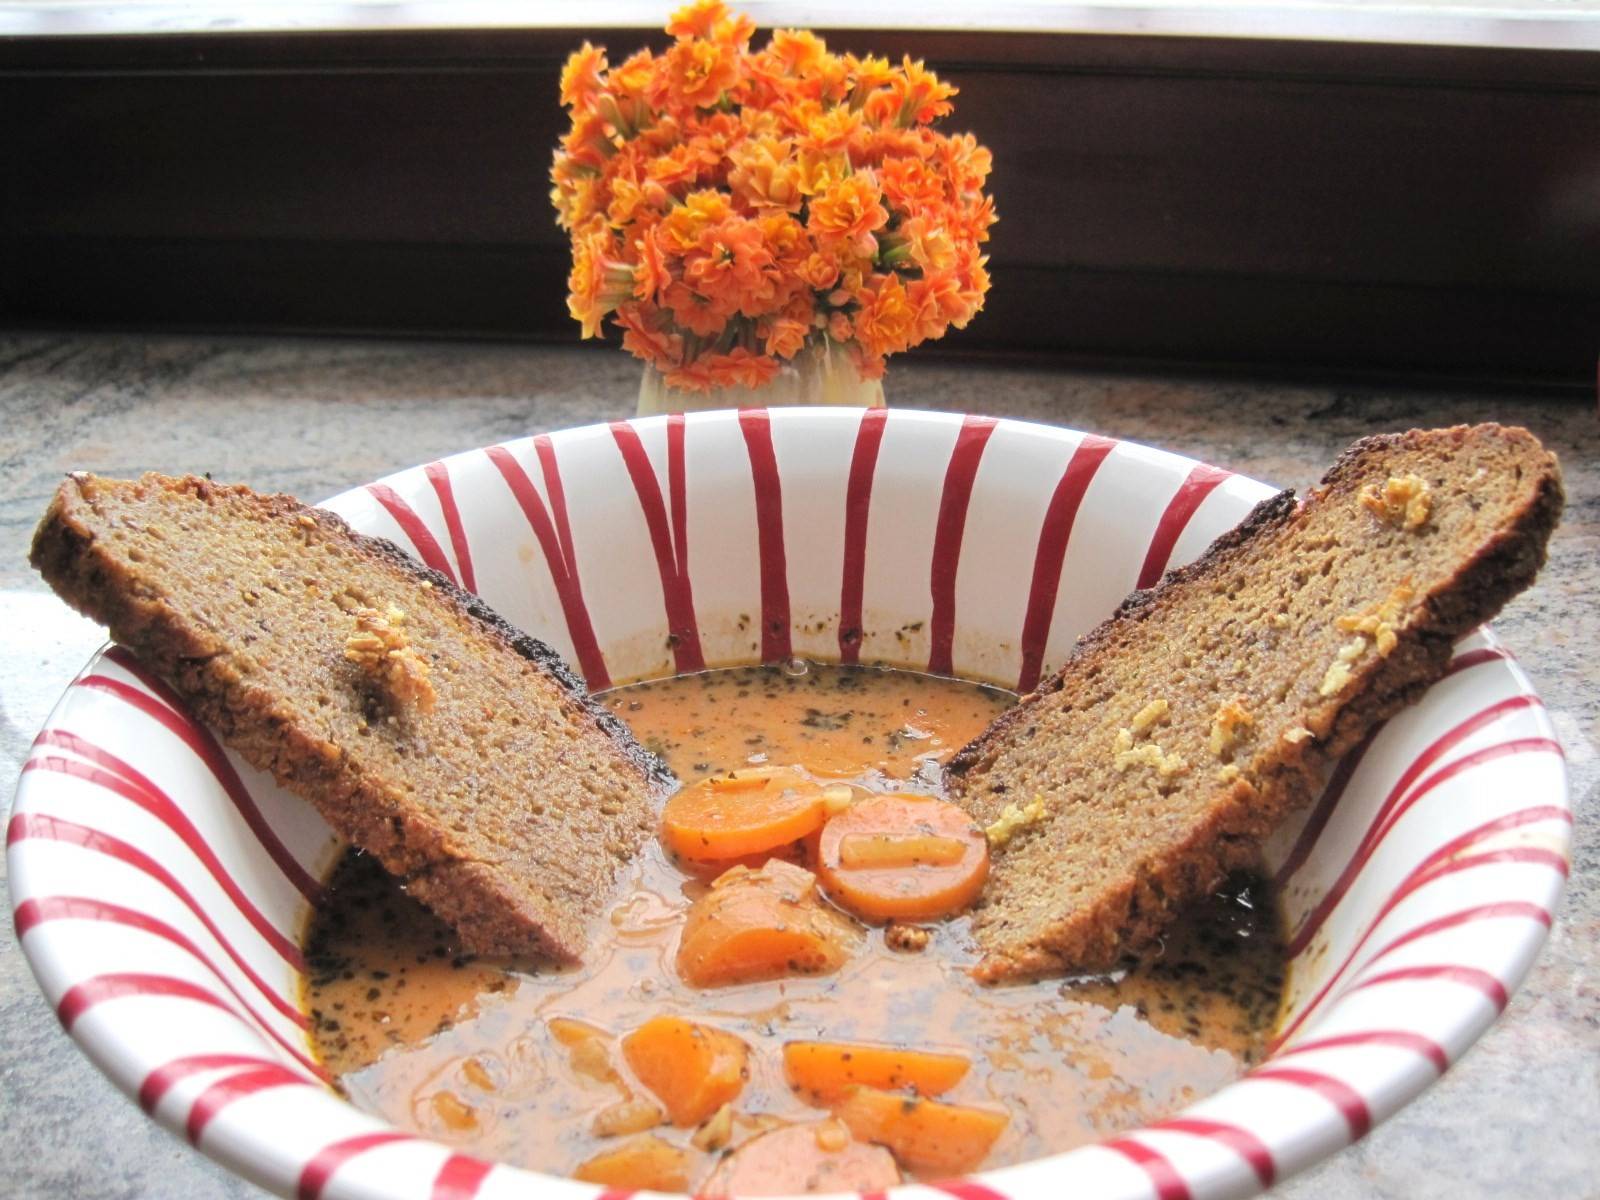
{"left": 832, "top": 1086, "right": 1008, "bottom": 1176}
{"left": 669, "top": 780, "right": 850, "bottom": 878}
{"left": 661, "top": 766, "right": 829, "bottom": 861}
{"left": 659, "top": 771, "right": 832, "bottom": 864}
{"left": 701, "top": 1119, "right": 901, "bottom": 1196}
{"left": 782, "top": 1042, "right": 970, "bottom": 1104}
{"left": 572, "top": 1134, "right": 694, "bottom": 1190}
{"left": 816, "top": 795, "right": 989, "bottom": 923}
{"left": 621, "top": 1015, "right": 750, "bottom": 1127}
{"left": 676, "top": 859, "right": 860, "bottom": 988}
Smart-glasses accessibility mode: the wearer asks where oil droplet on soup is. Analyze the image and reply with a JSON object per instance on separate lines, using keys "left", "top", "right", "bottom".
{"left": 303, "top": 664, "right": 1285, "bottom": 1188}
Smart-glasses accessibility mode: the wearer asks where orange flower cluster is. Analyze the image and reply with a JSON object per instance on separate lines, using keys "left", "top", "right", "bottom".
{"left": 552, "top": 1, "right": 996, "bottom": 392}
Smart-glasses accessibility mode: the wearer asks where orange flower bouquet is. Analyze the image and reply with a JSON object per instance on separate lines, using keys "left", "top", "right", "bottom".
{"left": 552, "top": 1, "right": 996, "bottom": 412}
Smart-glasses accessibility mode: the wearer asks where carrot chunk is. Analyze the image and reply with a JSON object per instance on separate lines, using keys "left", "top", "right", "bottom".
{"left": 816, "top": 795, "right": 989, "bottom": 922}
{"left": 621, "top": 1015, "right": 750, "bottom": 1127}
{"left": 676, "top": 859, "right": 860, "bottom": 988}
{"left": 701, "top": 1120, "right": 901, "bottom": 1196}
{"left": 661, "top": 766, "right": 828, "bottom": 861}
{"left": 832, "top": 1087, "right": 1008, "bottom": 1176}
{"left": 782, "top": 1042, "right": 970, "bottom": 1104}
{"left": 572, "top": 1134, "right": 694, "bottom": 1190}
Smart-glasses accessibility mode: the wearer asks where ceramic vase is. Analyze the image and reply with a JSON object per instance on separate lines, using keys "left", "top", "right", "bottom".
{"left": 637, "top": 341, "right": 885, "bottom": 416}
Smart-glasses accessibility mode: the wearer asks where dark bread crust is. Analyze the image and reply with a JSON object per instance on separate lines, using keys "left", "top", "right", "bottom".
{"left": 353, "top": 518, "right": 666, "bottom": 779}
{"left": 31, "top": 473, "right": 672, "bottom": 963}
{"left": 947, "top": 424, "right": 1563, "bottom": 982}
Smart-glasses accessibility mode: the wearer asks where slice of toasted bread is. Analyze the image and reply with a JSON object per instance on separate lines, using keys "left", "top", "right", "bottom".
{"left": 947, "top": 424, "right": 1562, "bottom": 983}
{"left": 31, "top": 473, "right": 672, "bottom": 963}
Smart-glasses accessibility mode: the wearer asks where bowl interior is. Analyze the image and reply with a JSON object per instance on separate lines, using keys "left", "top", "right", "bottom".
{"left": 10, "top": 409, "right": 1569, "bottom": 1200}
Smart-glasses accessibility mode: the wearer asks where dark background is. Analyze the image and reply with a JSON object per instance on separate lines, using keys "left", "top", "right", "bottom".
{"left": 4, "top": 25, "right": 1598, "bottom": 391}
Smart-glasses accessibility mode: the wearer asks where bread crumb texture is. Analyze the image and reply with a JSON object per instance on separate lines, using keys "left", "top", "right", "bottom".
{"left": 345, "top": 604, "right": 437, "bottom": 713}
{"left": 947, "top": 424, "right": 1562, "bottom": 980}
{"left": 1360, "top": 473, "right": 1432, "bottom": 530}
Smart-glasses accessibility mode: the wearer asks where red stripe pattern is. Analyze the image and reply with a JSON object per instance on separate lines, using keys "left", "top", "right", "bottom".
{"left": 739, "top": 408, "right": 793, "bottom": 663}
{"left": 1284, "top": 724, "right": 1554, "bottom": 958}
{"left": 186, "top": 1063, "right": 309, "bottom": 1143}
{"left": 1347, "top": 963, "right": 1509, "bottom": 1010}
{"left": 298, "top": 1131, "right": 417, "bottom": 1200}
{"left": 1248, "top": 1066, "right": 1372, "bottom": 1139}
{"left": 139, "top": 1052, "right": 288, "bottom": 1113}
{"left": 486, "top": 442, "right": 611, "bottom": 689}
{"left": 1153, "top": 1118, "right": 1276, "bottom": 1186}
{"left": 1274, "top": 726, "right": 1382, "bottom": 889}
{"left": 1278, "top": 1029, "right": 1449, "bottom": 1075}
{"left": 929, "top": 1180, "right": 1011, "bottom": 1200}
{"left": 59, "top": 971, "right": 238, "bottom": 1029}
{"left": 610, "top": 419, "right": 706, "bottom": 673}
{"left": 366, "top": 482, "right": 458, "bottom": 585}
{"left": 1101, "top": 1137, "right": 1191, "bottom": 1200}
{"left": 9, "top": 814, "right": 324, "bottom": 1074}
{"left": 432, "top": 1153, "right": 495, "bottom": 1200}
{"left": 1136, "top": 462, "right": 1232, "bottom": 589}
{"left": 839, "top": 407, "right": 889, "bottom": 665}
{"left": 7, "top": 413, "right": 1571, "bottom": 1200}
{"left": 1272, "top": 804, "right": 1568, "bottom": 1052}
{"left": 425, "top": 460, "right": 478, "bottom": 594}
{"left": 101, "top": 647, "right": 328, "bottom": 906}
{"left": 1016, "top": 432, "right": 1116, "bottom": 691}
{"left": 23, "top": 754, "right": 305, "bottom": 969}
{"left": 928, "top": 416, "right": 998, "bottom": 676}
{"left": 1283, "top": 693, "right": 1540, "bottom": 902}
{"left": 16, "top": 894, "right": 307, "bottom": 1031}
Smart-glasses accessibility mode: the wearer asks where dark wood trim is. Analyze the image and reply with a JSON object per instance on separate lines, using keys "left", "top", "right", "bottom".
{"left": 5, "top": 24, "right": 1598, "bottom": 390}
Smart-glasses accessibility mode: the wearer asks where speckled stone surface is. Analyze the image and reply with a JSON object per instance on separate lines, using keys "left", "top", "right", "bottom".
{"left": 1, "top": 333, "right": 1593, "bottom": 1200}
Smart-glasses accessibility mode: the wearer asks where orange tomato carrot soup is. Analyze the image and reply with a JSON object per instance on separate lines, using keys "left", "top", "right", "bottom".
{"left": 304, "top": 662, "right": 1285, "bottom": 1193}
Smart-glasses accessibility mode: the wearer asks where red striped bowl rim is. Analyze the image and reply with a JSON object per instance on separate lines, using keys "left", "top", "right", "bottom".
{"left": 10, "top": 408, "right": 1570, "bottom": 1200}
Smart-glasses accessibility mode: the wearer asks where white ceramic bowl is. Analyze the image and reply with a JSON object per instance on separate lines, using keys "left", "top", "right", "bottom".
{"left": 10, "top": 408, "right": 1569, "bottom": 1200}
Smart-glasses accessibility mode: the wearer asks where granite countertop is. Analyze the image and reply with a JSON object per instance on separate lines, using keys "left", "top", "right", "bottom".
{"left": 0, "top": 333, "right": 1593, "bottom": 1200}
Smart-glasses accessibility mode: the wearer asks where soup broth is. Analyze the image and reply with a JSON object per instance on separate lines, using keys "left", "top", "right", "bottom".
{"left": 304, "top": 663, "right": 1284, "bottom": 1189}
